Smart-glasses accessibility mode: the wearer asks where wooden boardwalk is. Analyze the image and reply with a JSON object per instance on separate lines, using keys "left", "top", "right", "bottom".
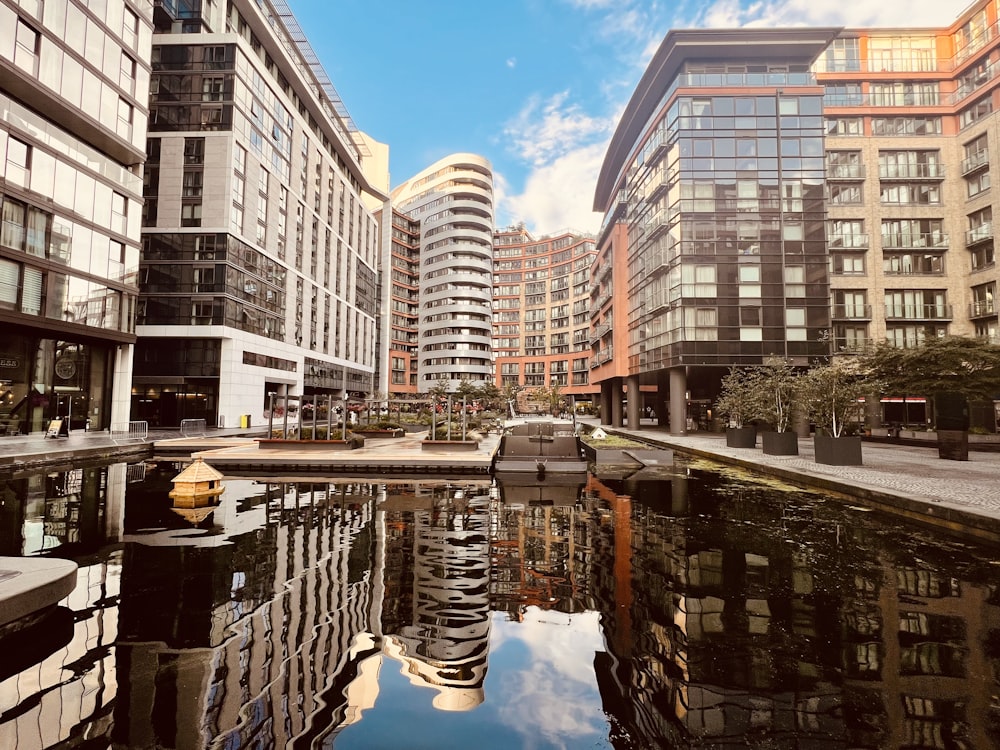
{"left": 153, "top": 431, "right": 502, "bottom": 477}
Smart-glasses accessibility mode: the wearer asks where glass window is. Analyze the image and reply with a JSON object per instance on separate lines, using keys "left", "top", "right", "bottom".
{"left": 4, "top": 136, "right": 30, "bottom": 187}
{"left": 0, "top": 258, "right": 19, "bottom": 309}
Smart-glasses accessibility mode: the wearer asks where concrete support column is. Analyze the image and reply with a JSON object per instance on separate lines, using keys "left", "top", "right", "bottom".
{"left": 626, "top": 374, "right": 641, "bottom": 430}
{"left": 656, "top": 371, "right": 671, "bottom": 428}
{"left": 610, "top": 378, "right": 624, "bottom": 428}
{"left": 110, "top": 343, "right": 134, "bottom": 429}
{"left": 600, "top": 381, "right": 613, "bottom": 426}
{"left": 669, "top": 368, "right": 687, "bottom": 435}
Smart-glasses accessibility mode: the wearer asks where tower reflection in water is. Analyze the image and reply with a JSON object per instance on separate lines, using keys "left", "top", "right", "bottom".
{"left": 2, "top": 459, "right": 1000, "bottom": 748}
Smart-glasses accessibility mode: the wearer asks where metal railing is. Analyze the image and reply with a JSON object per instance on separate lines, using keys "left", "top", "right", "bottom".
{"left": 180, "top": 418, "right": 208, "bottom": 437}
{"left": 111, "top": 421, "right": 149, "bottom": 443}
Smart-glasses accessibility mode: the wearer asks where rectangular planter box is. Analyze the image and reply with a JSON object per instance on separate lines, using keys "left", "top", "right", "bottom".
{"left": 937, "top": 429, "right": 969, "bottom": 461}
{"left": 761, "top": 431, "right": 798, "bottom": 456}
{"left": 726, "top": 426, "right": 756, "bottom": 448}
{"left": 813, "top": 434, "right": 862, "bottom": 466}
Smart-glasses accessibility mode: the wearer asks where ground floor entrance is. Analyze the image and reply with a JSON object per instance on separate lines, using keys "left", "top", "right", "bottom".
{"left": 0, "top": 334, "right": 114, "bottom": 435}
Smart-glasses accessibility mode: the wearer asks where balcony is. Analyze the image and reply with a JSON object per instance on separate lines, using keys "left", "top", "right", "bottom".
{"left": 832, "top": 304, "right": 872, "bottom": 320}
{"left": 881, "top": 233, "right": 949, "bottom": 250}
{"left": 827, "top": 233, "right": 869, "bottom": 249}
{"left": 826, "top": 164, "right": 865, "bottom": 180}
{"left": 884, "top": 304, "right": 953, "bottom": 321}
{"left": 590, "top": 321, "right": 611, "bottom": 343}
{"left": 877, "top": 164, "right": 945, "bottom": 180}
{"left": 961, "top": 149, "right": 990, "bottom": 175}
{"left": 966, "top": 223, "right": 993, "bottom": 246}
{"left": 970, "top": 299, "right": 997, "bottom": 318}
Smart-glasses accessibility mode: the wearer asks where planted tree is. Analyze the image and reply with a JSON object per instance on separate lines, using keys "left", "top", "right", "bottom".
{"left": 857, "top": 336, "right": 1000, "bottom": 405}
{"left": 715, "top": 366, "right": 763, "bottom": 428}
{"left": 797, "top": 358, "right": 872, "bottom": 437}
{"left": 757, "top": 356, "right": 799, "bottom": 433}
{"left": 857, "top": 335, "right": 1000, "bottom": 459}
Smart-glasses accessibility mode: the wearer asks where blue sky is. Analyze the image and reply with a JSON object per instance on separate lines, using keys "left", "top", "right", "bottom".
{"left": 289, "top": 0, "right": 966, "bottom": 235}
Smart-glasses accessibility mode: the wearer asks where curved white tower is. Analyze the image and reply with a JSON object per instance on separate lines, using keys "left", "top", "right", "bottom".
{"left": 392, "top": 154, "right": 495, "bottom": 391}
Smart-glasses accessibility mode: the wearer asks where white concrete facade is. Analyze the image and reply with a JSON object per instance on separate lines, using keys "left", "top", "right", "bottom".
{"left": 135, "top": 0, "right": 387, "bottom": 428}
{"left": 392, "top": 154, "right": 495, "bottom": 392}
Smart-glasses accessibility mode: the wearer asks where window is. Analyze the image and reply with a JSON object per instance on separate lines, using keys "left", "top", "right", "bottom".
{"left": 738, "top": 265, "right": 761, "bottom": 298}
{"left": 825, "top": 117, "right": 862, "bottom": 135}
{"left": 123, "top": 8, "right": 139, "bottom": 50}
{"left": 880, "top": 183, "right": 940, "bottom": 205}
{"left": 870, "top": 82, "right": 939, "bottom": 107}
{"left": 117, "top": 98, "right": 133, "bottom": 139}
{"left": 818, "top": 38, "right": 860, "bottom": 72}
{"left": 0, "top": 258, "right": 18, "bottom": 309}
{"left": 1, "top": 199, "right": 26, "bottom": 251}
{"left": 959, "top": 97, "right": 992, "bottom": 129}
{"left": 831, "top": 254, "right": 865, "bottom": 275}
{"left": 111, "top": 193, "right": 127, "bottom": 234}
{"left": 967, "top": 171, "right": 990, "bottom": 198}
{"left": 14, "top": 19, "right": 39, "bottom": 74}
{"left": 785, "top": 266, "right": 806, "bottom": 297}
{"left": 871, "top": 117, "right": 941, "bottom": 136}
{"left": 884, "top": 253, "right": 943, "bottom": 275}
{"left": 971, "top": 282, "right": 996, "bottom": 317}
{"left": 785, "top": 308, "right": 808, "bottom": 340}
{"left": 183, "top": 170, "right": 203, "bottom": 197}
{"left": 181, "top": 203, "right": 202, "bottom": 227}
{"left": 829, "top": 184, "right": 863, "bottom": 204}
{"left": 4, "top": 136, "right": 30, "bottom": 187}
{"left": 685, "top": 307, "right": 717, "bottom": 340}
{"left": 120, "top": 52, "right": 136, "bottom": 95}
{"left": 184, "top": 138, "right": 205, "bottom": 164}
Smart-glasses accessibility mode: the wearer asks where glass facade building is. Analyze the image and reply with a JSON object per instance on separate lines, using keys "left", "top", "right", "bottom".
{"left": 135, "top": 0, "right": 385, "bottom": 427}
{"left": 594, "top": 4, "right": 1000, "bottom": 433}
{"left": 0, "top": 0, "right": 151, "bottom": 434}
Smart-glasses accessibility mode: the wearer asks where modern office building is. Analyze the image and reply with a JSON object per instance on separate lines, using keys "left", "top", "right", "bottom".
{"left": 492, "top": 225, "right": 598, "bottom": 411}
{"left": 391, "top": 154, "right": 495, "bottom": 393}
{"left": 134, "top": 0, "right": 385, "bottom": 428}
{"left": 593, "top": 0, "right": 1000, "bottom": 433}
{"left": 0, "top": 0, "right": 152, "bottom": 435}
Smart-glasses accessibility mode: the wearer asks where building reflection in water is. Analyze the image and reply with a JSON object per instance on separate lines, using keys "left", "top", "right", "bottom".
{"left": 588, "top": 465, "right": 1000, "bottom": 749}
{"left": 2, "top": 458, "right": 1000, "bottom": 748}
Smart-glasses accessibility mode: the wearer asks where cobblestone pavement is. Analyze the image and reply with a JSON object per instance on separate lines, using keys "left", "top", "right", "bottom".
{"left": 609, "top": 425, "right": 1000, "bottom": 536}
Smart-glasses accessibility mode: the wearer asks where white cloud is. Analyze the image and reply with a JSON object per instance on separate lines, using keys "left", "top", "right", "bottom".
{"left": 500, "top": 90, "right": 616, "bottom": 234}
{"left": 499, "top": 142, "right": 607, "bottom": 235}
{"left": 504, "top": 90, "right": 614, "bottom": 167}
{"left": 492, "top": 609, "right": 607, "bottom": 750}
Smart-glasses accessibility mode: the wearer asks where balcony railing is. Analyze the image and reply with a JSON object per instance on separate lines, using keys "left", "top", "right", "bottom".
{"left": 832, "top": 304, "right": 872, "bottom": 320}
{"left": 966, "top": 223, "right": 993, "bottom": 246}
{"left": 970, "top": 299, "right": 997, "bottom": 318}
{"left": 881, "top": 233, "right": 949, "bottom": 250}
{"left": 877, "top": 163, "right": 945, "bottom": 180}
{"left": 961, "top": 149, "right": 990, "bottom": 175}
{"left": 827, "top": 233, "right": 869, "bottom": 249}
{"left": 590, "top": 322, "right": 611, "bottom": 343}
{"left": 884, "top": 304, "right": 953, "bottom": 321}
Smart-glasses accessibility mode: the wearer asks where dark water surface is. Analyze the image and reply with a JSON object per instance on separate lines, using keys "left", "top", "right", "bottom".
{"left": 2, "top": 455, "right": 1000, "bottom": 749}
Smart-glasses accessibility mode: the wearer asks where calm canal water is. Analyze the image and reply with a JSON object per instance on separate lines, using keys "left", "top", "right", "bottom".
{"left": 2, "top": 455, "right": 1000, "bottom": 749}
